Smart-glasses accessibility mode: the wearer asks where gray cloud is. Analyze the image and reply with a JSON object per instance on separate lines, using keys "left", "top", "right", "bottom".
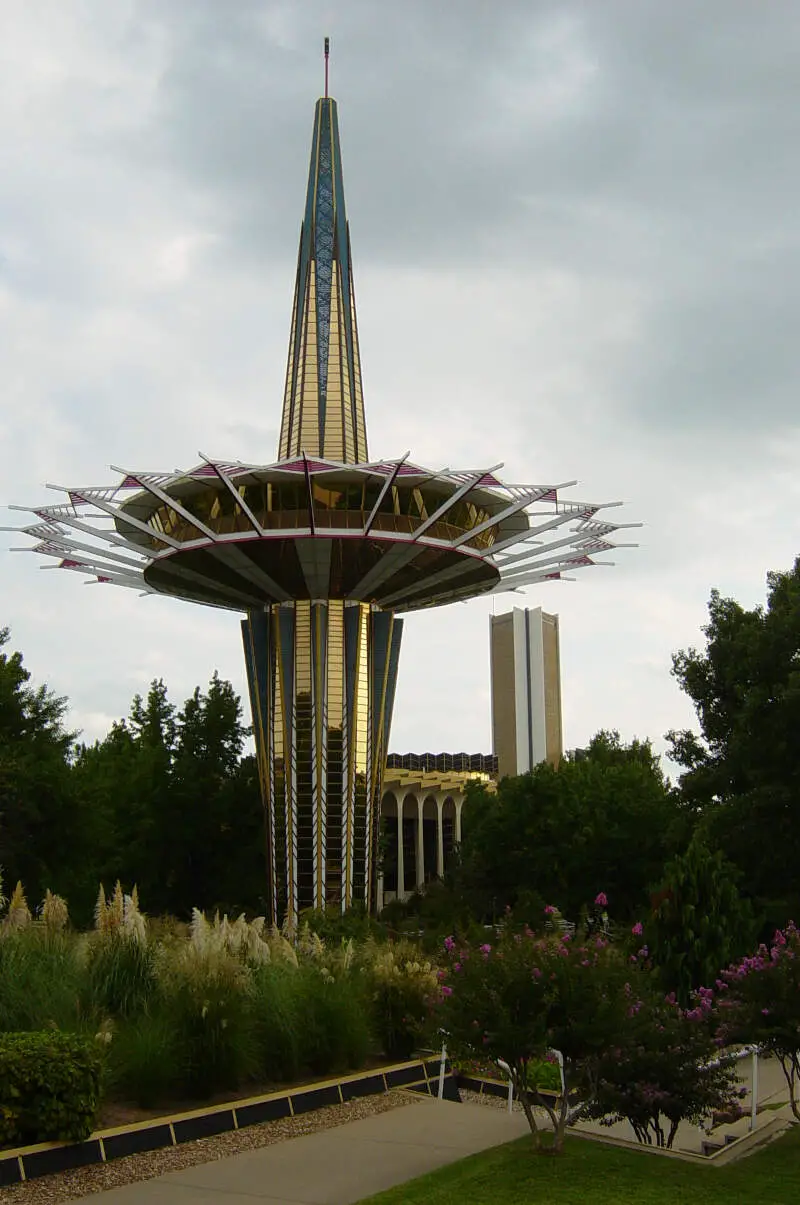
{"left": 1, "top": 0, "right": 799, "bottom": 771}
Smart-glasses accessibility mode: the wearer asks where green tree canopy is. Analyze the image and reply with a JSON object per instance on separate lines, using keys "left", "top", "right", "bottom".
{"left": 163, "top": 672, "right": 262, "bottom": 914}
{"left": 71, "top": 680, "right": 177, "bottom": 913}
{"left": 667, "top": 557, "right": 800, "bottom": 924}
{"left": 644, "top": 835, "right": 756, "bottom": 1006}
{"left": 72, "top": 674, "right": 266, "bottom": 918}
{"left": 0, "top": 627, "right": 83, "bottom": 907}
{"left": 458, "top": 730, "right": 685, "bottom": 923}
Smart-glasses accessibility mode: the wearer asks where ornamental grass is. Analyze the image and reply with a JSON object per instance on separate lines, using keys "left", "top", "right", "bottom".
{"left": 0, "top": 879, "right": 401, "bottom": 1111}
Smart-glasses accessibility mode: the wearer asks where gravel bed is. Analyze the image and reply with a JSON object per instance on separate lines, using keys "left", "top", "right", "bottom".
{"left": 0, "top": 1090, "right": 419, "bottom": 1205}
{"left": 460, "top": 1087, "right": 526, "bottom": 1114}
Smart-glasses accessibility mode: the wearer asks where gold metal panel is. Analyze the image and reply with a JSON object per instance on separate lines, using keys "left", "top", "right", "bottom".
{"left": 490, "top": 612, "right": 518, "bottom": 780}
{"left": 323, "top": 262, "right": 344, "bottom": 461}
{"left": 279, "top": 267, "right": 302, "bottom": 460}
{"left": 327, "top": 599, "right": 344, "bottom": 728}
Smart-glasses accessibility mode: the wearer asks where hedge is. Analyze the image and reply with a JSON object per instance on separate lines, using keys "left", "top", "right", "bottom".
{"left": 0, "top": 1032, "right": 102, "bottom": 1146}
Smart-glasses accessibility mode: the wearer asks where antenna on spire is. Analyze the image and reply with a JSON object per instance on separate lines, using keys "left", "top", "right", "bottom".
{"left": 324, "top": 36, "right": 330, "bottom": 97}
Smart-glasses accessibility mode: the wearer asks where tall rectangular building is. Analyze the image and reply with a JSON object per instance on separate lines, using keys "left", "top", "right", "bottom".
{"left": 490, "top": 607, "right": 563, "bottom": 777}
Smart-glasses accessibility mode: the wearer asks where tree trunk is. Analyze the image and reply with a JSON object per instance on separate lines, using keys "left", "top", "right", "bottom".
{"left": 777, "top": 1053, "right": 800, "bottom": 1122}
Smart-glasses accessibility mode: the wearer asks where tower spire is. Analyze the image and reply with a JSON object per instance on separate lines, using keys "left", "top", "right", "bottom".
{"left": 278, "top": 86, "right": 368, "bottom": 464}
{"left": 324, "top": 36, "right": 329, "bottom": 98}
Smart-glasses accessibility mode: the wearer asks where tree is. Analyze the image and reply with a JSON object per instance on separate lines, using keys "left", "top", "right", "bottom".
{"left": 458, "top": 731, "right": 684, "bottom": 923}
{"left": 436, "top": 927, "right": 633, "bottom": 1152}
{"left": 158, "top": 673, "right": 264, "bottom": 915}
{"left": 586, "top": 991, "right": 739, "bottom": 1148}
{"left": 714, "top": 921, "right": 800, "bottom": 1122}
{"left": 0, "top": 627, "right": 87, "bottom": 907}
{"left": 644, "top": 837, "right": 755, "bottom": 1006}
{"left": 667, "top": 558, "right": 800, "bottom": 924}
{"left": 71, "top": 681, "right": 177, "bottom": 914}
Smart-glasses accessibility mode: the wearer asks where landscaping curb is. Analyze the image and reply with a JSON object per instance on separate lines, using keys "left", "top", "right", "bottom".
{"left": 456, "top": 1073, "right": 558, "bottom": 1108}
{"left": 0, "top": 1056, "right": 448, "bottom": 1186}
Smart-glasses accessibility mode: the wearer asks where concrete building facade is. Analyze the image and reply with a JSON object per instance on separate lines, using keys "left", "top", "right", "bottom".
{"left": 377, "top": 753, "right": 496, "bottom": 908}
{"left": 490, "top": 607, "right": 563, "bottom": 776}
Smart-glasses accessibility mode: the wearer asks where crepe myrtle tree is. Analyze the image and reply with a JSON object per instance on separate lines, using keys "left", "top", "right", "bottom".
{"left": 714, "top": 921, "right": 800, "bottom": 1121}
{"left": 435, "top": 903, "right": 633, "bottom": 1153}
{"left": 585, "top": 979, "right": 740, "bottom": 1148}
{"left": 579, "top": 915, "right": 744, "bottom": 1148}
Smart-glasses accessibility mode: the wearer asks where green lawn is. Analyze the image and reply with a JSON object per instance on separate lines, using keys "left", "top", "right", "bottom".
{"left": 359, "top": 1125, "right": 800, "bottom": 1205}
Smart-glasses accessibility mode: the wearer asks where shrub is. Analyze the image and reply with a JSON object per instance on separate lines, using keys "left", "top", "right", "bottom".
{"left": 299, "top": 904, "right": 386, "bottom": 945}
{"left": 436, "top": 927, "right": 633, "bottom": 1152}
{"left": 293, "top": 965, "right": 372, "bottom": 1074}
{"left": 526, "top": 1056, "right": 562, "bottom": 1093}
{"left": 0, "top": 928, "right": 82, "bottom": 1033}
{"left": 714, "top": 920, "right": 800, "bottom": 1121}
{"left": 85, "top": 884, "right": 157, "bottom": 1019}
{"left": 367, "top": 941, "right": 439, "bottom": 1060}
{"left": 0, "top": 1031, "right": 102, "bottom": 1145}
{"left": 250, "top": 963, "right": 304, "bottom": 1081}
{"left": 454, "top": 1053, "right": 562, "bottom": 1092}
{"left": 585, "top": 991, "right": 739, "bottom": 1147}
{"left": 106, "top": 1015, "right": 184, "bottom": 1108}
{"left": 162, "top": 947, "right": 258, "bottom": 1098}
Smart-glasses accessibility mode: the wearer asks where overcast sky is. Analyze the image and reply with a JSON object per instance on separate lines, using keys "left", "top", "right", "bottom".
{"left": 2, "top": 1, "right": 799, "bottom": 772}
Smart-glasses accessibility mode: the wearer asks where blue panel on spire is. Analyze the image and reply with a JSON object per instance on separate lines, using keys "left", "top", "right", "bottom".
{"left": 315, "top": 102, "right": 335, "bottom": 444}
{"left": 331, "top": 106, "right": 357, "bottom": 431}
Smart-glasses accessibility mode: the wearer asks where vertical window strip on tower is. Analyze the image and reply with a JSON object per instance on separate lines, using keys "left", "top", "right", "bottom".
{"left": 314, "top": 101, "right": 335, "bottom": 451}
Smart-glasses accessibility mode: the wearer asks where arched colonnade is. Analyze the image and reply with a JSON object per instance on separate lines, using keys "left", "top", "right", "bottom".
{"left": 377, "top": 779, "right": 465, "bottom": 910}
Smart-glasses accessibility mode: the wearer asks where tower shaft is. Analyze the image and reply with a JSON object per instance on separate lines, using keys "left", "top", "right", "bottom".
{"left": 242, "top": 602, "right": 402, "bottom": 922}
{"left": 258, "top": 92, "right": 383, "bottom": 924}
{"left": 278, "top": 99, "right": 368, "bottom": 464}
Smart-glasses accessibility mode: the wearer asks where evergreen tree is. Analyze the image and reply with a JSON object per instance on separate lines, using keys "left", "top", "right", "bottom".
{"left": 0, "top": 626, "right": 84, "bottom": 907}
{"left": 159, "top": 673, "right": 264, "bottom": 915}
{"left": 71, "top": 681, "right": 177, "bottom": 912}
{"left": 645, "top": 836, "right": 756, "bottom": 1006}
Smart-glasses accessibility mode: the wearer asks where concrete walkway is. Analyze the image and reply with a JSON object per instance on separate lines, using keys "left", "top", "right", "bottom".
{"left": 71, "top": 1098, "right": 530, "bottom": 1205}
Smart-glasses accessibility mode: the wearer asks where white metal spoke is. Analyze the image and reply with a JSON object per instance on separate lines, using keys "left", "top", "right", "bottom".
{"left": 412, "top": 464, "right": 502, "bottom": 540}
{"left": 110, "top": 467, "right": 218, "bottom": 541}
{"left": 9, "top": 459, "right": 636, "bottom": 607}
{"left": 199, "top": 455, "right": 268, "bottom": 537}
{"left": 45, "top": 487, "right": 181, "bottom": 551}
{"left": 364, "top": 453, "right": 409, "bottom": 534}
{"left": 449, "top": 484, "right": 571, "bottom": 550}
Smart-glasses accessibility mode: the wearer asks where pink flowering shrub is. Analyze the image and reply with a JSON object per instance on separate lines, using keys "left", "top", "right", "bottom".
{"left": 714, "top": 921, "right": 800, "bottom": 1120}
{"left": 435, "top": 928, "right": 632, "bottom": 1152}
{"left": 585, "top": 990, "right": 739, "bottom": 1147}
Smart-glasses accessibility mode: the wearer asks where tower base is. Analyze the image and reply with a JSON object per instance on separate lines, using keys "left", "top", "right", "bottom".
{"left": 242, "top": 600, "right": 402, "bottom": 925}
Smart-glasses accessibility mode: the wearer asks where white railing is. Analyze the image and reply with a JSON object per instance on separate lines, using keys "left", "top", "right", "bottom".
{"left": 444, "top": 1041, "right": 764, "bottom": 1133}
